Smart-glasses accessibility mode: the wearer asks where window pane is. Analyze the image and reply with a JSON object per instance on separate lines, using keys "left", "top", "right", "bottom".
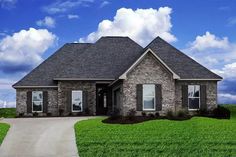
{"left": 32, "top": 91, "right": 43, "bottom": 101}
{"left": 72, "top": 101, "right": 82, "bottom": 111}
{"left": 188, "top": 85, "right": 194, "bottom": 97}
{"left": 33, "top": 101, "right": 42, "bottom": 111}
{"left": 72, "top": 91, "right": 82, "bottom": 111}
{"left": 143, "top": 97, "right": 155, "bottom": 110}
{"left": 194, "top": 86, "right": 200, "bottom": 97}
{"left": 143, "top": 84, "right": 155, "bottom": 96}
{"left": 188, "top": 98, "right": 199, "bottom": 109}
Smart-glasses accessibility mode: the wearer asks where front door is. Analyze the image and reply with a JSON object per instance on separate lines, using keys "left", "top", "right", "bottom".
{"left": 96, "top": 84, "right": 108, "bottom": 115}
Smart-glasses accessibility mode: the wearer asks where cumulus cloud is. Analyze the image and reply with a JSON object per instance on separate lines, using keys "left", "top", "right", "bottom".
{"left": 212, "top": 62, "right": 236, "bottom": 80}
{"left": 67, "top": 14, "right": 79, "bottom": 19}
{"left": 0, "top": 0, "right": 17, "bottom": 9}
{"left": 43, "top": 0, "right": 94, "bottom": 14}
{"left": 79, "top": 7, "right": 177, "bottom": 46}
{"left": 0, "top": 28, "right": 57, "bottom": 73}
{"left": 36, "top": 16, "right": 56, "bottom": 28}
{"left": 183, "top": 32, "right": 236, "bottom": 68}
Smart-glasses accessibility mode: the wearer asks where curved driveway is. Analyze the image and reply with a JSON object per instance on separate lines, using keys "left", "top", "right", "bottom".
{"left": 0, "top": 117, "right": 91, "bottom": 157}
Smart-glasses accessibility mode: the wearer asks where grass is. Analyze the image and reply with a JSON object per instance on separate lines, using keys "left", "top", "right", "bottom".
{"left": 75, "top": 105, "right": 236, "bottom": 157}
{"left": 0, "top": 123, "right": 10, "bottom": 145}
{"left": 0, "top": 108, "right": 16, "bottom": 118}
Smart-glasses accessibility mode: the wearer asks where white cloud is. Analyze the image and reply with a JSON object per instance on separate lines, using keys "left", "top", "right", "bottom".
{"left": 67, "top": 14, "right": 79, "bottom": 19}
{"left": 0, "top": 78, "right": 16, "bottom": 89}
{"left": 188, "top": 32, "right": 229, "bottom": 51}
{"left": 183, "top": 32, "right": 236, "bottom": 68}
{"left": 212, "top": 62, "right": 236, "bottom": 80}
{"left": 79, "top": 7, "right": 177, "bottom": 46}
{"left": 43, "top": 0, "right": 94, "bottom": 14}
{"left": 0, "top": 0, "right": 17, "bottom": 9}
{"left": 36, "top": 16, "right": 56, "bottom": 28}
{"left": 218, "top": 93, "right": 236, "bottom": 104}
{"left": 0, "top": 28, "right": 57, "bottom": 73}
{"left": 100, "top": 1, "right": 110, "bottom": 8}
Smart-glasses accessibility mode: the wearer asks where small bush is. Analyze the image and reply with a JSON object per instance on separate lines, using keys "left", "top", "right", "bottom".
{"left": 33, "top": 112, "right": 38, "bottom": 117}
{"left": 126, "top": 108, "right": 136, "bottom": 120}
{"left": 177, "top": 110, "right": 187, "bottom": 118}
{"left": 109, "top": 108, "right": 121, "bottom": 120}
{"left": 212, "top": 106, "right": 230, "bottom": 119}
{"left": 148, "top": 113, "right": 155, "bottom": 118}
{"left": 141, "top": 111, "right": 146, "bottom": 117}
{"left": 166, "top": 110, "right": 174, "bottom": 119}
{"left": 198, "top": 109, "right": 209, "bottom": 116}
{"left": 47, "top": 112, "right": 52, "bottom": 116}
{"left": 155, "top": 112, "right": 160, "bottom": 117}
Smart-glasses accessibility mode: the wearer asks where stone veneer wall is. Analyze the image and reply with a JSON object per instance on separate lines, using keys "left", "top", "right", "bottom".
{"left": 121, "top": 53, "right": 175, "bottom": 115}
{"left": 16, "top": 88, "right": 58, "bottom": 116}
{"left": 175, "top": 80, "right": 218, "bottom": 111}
{"left": 58, "top": 81, "right": 96, "bottom": 115}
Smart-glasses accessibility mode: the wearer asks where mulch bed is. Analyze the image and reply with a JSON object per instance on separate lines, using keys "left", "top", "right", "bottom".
{"left": 102, "top": 116, "right": 192, "bottom": 124}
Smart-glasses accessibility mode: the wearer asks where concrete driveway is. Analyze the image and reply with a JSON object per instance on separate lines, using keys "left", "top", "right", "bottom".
{"left": 0, "top": 117, "right": 92, "bottom": 157}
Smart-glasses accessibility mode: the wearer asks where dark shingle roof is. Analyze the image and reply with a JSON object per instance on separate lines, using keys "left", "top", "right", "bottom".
{"left": 54, "top": 36, "right": 143, "bottom": 79}
{"left": 13, "top": 37, "right": 143, "bottom": 87}
{"left": 13, "top": 43, "right": 92, "bottom": 87}
{"left": 145, "top": 37, "right": 222, "bottom": 79}
{"left": 13, "top": 36, "right": 222, "bottom": 87}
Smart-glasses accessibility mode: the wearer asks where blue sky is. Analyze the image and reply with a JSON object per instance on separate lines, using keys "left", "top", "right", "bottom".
{"left": 0, "top": 0, "right": 236, "bottom": 107}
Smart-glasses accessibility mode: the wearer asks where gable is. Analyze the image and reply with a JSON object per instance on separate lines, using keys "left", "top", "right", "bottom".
{"left": 119, "top": 49, "right": 180, "bottom": 80}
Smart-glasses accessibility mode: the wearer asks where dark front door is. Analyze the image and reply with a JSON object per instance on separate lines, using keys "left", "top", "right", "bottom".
{"left": 96, "top": 84, "right": 108, "bottom": 115}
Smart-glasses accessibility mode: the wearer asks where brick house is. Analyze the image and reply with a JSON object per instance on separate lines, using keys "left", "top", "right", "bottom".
{"left": 13, "top": 36, "right": 222, "bottom": 116}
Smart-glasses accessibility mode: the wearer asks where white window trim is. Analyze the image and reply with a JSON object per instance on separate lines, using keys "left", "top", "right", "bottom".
{"left": 188, "top": 85, "right": 200, "bottom": 111}
{"left": 142, "top": 84, "right": 156, "bottom": 111}
{"left": 72, "top": 90, "right": 83, "bottom": 112}
{"left": 32, "top": 91, "right": 43, "bottom": 113}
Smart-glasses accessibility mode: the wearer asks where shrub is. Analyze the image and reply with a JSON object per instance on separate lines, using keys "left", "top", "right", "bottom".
{"left": 148, "top": 113, "right": 155, "bottom": 118}
{"left": 141, "top": 111, "right": 146, "bottom": 117}
{"left": 197, "top": 109, "right": 209, "bottom": 116}
{"left": 109, "top": 108, "right": 121, "bottom": 120}
{"left": 212, "top": 106, "right": 230, "bottom": 119}
{"left": 127, "top": 108, "right": 136, "bottom": 120}
{"left": 166, "top": 110, "right": 174, "bottom": 119}
{"left": 155, "top": 112, "right": 160, "bottom": 117}
{"left": 177, "top": 110, "right": 187, "bottom": 118}
{"left": 47, "top": 112, "right": 52, "bottom": 116}
{"left": 33, "top": 112, "right": 38, "bottom": 117}
{"left": 18, "top": 113, "right": 24, "bottom": 117}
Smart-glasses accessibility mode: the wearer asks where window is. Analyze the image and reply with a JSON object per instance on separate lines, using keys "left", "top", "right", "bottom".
{"left": 188, "top": 85, "right": 200, "bottom": 110}
{"left": 32, "top": 91, "right": 43, "bottom": 112}
{"left": 72, "top": 90, "right": 83, "bottom": 112}
{"left": 143, "top": 84, "right": 155, "bottom": 110}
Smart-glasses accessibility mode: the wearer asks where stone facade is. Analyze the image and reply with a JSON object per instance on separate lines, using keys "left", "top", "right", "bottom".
{"left": 16, "top": 88, "right": 58, "bottom": 116}
{"left": 121, "top": 53, "right": 175, "bottom": 115}
{"left": 175, "top": 80, "right": 218, "bottom": 112}
{"left": 58, "top": 81, "right": 96, "bottom": 115}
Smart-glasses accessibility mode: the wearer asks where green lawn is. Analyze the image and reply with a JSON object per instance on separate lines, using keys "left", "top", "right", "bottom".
{"left": 0, "top": 108, "right": 16, "bottom": 118}
{"left": 75, "top": 105, "right": 236, "bottom": 157}
{"left": 0, "top": 123, "right": 10, "bottom": 145}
